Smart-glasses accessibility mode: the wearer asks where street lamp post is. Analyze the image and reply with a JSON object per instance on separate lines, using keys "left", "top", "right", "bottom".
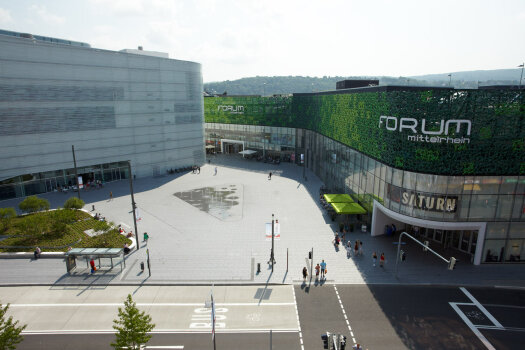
{"left": 263, "top": 82, "right": 266, "bottom": 97}
{"left": 448, "top": 74, "right": 452, "bottom": 88}
{"left": 270, "top": 214, "right": 275, "bottom": 272}
{"left": 128, "top": 161, "right": 139, "bottom": 251}
{"left": 71, "top": 145, "right": 81, "bottom": 200}
{"left": 518, "top": 63, "right": 524, "bottom": 91}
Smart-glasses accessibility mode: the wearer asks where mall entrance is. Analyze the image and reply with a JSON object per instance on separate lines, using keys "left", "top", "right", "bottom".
{"left": 405, "top": 225, "right": 479, "bottom": 256}
{"left": 220, "top": 139, "right": 244, "bottom": 155}
{"left": 371, "top": 201, "right": 486, "bottom": 265}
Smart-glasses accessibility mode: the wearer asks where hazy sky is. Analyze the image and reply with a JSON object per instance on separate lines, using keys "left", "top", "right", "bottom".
{"left": 0, "top": 0, "right": 524, "bottom": 82}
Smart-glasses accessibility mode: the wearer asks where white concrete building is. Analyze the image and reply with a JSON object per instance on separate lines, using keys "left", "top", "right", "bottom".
{"left": 0, "top": 31, "right": 204, "bottom": 200}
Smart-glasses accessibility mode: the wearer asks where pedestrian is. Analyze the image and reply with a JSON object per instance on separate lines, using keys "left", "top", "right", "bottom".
{"left": 198, "top": 166, "right": 200, "bottom": 174}
{"left": 268, "top": 172, "right": 272, "bottom": 180}
{"left": 359, "top": 241, "right": 363, "bottom": 256}
{"left": 352, "top": 344, "right": 363, "bottom": 350}
{"left": 380, "top": 252, "right": 385, "bottom": 267}
{"left": 392, "top": 223, "right": 397, "bottom": 235}
{"left": 302, "top": 266, "right": 308, "bottom": 282}
{"left": 109, "top": 191, "right": 113, "bottom": 200}
{"left": 315, "top": 263, "right": 320, "bottom": 280}
{"left": 34, "top": 247, "right": 41, "bottom": 260}
{"left": 214, "top": 167, "right": 217, "bottom": 176}
{"left": 354, "top": 240, "right": 359, "bottom": 256}
{"left": 143, "top": 232, "right": 149, "bottom": 242}
{"left": 320, "top": 260, "right": 327, "bottom": 280}
{"left": 90, "top": 258, "right": 96, "bottom": 273}
{"left": 346, "top": 240, "right": 352, "bottom": 258}
{"left": 341, "top": 230, "right": 346, "bottom": 243}
{"left": 372, "top": 251, "right": 377, "bottom": 267}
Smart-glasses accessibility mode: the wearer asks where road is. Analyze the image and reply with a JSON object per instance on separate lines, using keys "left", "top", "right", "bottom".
{"left": 2, "top": 284, "right": 524, "bottom": 349}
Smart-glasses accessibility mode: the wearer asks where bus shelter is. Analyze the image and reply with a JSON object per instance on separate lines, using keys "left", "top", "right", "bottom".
{"left": 65, "top": 248, "right": 125, "bottom": 274}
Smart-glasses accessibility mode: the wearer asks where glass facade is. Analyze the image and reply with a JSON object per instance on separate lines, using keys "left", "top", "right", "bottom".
{"left": 0, "top": 161, "right": 130, "bottom": 201}
{"left": 205, "top": 122, "right": 525, "bottom": 264}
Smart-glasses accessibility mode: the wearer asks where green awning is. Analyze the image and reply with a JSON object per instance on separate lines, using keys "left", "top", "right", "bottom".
{"left": 331, "top": 202, "right": 367, "bottom": 214}
{"left": 323, "top": 194, "right": 355, "bottom": 203}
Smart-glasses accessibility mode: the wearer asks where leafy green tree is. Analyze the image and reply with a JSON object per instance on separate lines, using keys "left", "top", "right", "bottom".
{"left": 0, "top": 208, "right": 16, "bottom": 233}
{"left": 18, "top": 196, "right": 50, "bottom": 214}
{"left": 18, "top": 214, "right": 47, "bottom": 238}
{"left": 0, "top": 302, "right": 27, "bottom": 350}
{"left": 111, "top": 294, "right": 155, "bottom": 350}
{"left": 63, "top": 197, "right": 85, "bottom": 210}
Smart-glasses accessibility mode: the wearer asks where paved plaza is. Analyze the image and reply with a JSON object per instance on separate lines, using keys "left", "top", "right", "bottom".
{"left": 1, "top": 155, "right": 525, "bottom": 287}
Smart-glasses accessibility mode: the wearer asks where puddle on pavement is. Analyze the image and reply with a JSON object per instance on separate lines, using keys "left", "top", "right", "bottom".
{"left": 174, "top": 184, "right": 243, "bottom": 221}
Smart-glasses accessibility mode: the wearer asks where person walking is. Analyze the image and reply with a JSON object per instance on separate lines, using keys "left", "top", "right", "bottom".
{"left": 379, "top": 252, "right": 385, "bottom": 267}
{"left": 214, "top": 167, "right": 217, "bottom": 176}
{"left": 359, "top": 241, "right": 363, "bottom": 256}
{"left": 109, "top": 191, "right": 113, "bottom": 201}
{"left": 372, "top": 251, "right": 377, "bottom": 267}
{"left": 268, "top": 172, "right": 272, "bottom": 180}
{"left": 354, "top": 240, "right": 359, "bottom": 256}
{"left": 90, "top": 258, "right": 96, "bottom": 273}
{"left": 34, "top": 247, "right": 41, "bottom": 260}
{"left": 315, "top": 263, "right": 320, "bottom": 280}
{"left": 302, "top": 267, "right": 308, "bottom": 282}
{"left": 198, "top": 166, "right": 201, "bottom": 174}
{"left": 320, "top": 260, "right": 327, "bottom": 280}
{"left": 143, "top": 232, "right": 149, "bottom": 243}
{"left": 346, "top": 240, "right": 352, "bottom": 258}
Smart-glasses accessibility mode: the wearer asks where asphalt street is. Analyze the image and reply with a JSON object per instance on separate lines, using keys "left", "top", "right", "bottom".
{"left": 4, "top": 284, "right": 524, "bottom": 350}
{"left": 294, "top": 284, "right": 525, "bottom": 350}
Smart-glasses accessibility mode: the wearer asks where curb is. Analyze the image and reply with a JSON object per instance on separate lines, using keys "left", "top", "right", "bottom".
{"left": 0, "top": 252, "right": 65, "bottom": 259}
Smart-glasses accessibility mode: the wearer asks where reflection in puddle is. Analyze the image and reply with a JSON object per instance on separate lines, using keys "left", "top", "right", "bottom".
{"left": 174, "top": 184, "right": 242, "bottom": 221}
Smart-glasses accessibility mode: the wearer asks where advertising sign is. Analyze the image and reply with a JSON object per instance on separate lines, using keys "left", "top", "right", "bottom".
{"left": 77, "top": 176, "right": 83, "bottom": 189}
{"left": 300, "top": 153, "right": 304, "bottom": 164}
{"left": 389, "top": 185, "right": 458, "bottom": 213}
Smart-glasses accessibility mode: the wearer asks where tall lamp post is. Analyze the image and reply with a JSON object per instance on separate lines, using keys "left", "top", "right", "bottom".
{"left": 263, "top": 82, "right": 266, "bottom": 97}
{"left": 71, "top": 145, "right": 81, "bottom": 200}
{"left": 128, "top": 161, "right": 139, "bottom": 251}
{"left": 270, "top": 214, "right": 275, "bottom": 272}
{"left": 518, "top": 63, "right": 524, "bottom": 90}
{"left": 448, "top": 74, "right": 452, "bottom": 88}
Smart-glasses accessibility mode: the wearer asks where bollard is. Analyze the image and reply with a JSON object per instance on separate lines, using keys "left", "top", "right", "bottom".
{"left": 257, "top": 263, "right": 261, "bottom": 274}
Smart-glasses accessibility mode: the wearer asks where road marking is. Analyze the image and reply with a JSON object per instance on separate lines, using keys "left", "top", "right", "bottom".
{"left": 9, "top": 302, "right": 295, "bottom": 307}
{"left": 333, "top": 285, "right": 356, "bottom": 346}
{"left": 449, "top": 302, "right": 496, "bottom": 350}
{"left": 292, "top": 285, "right": 304, "bottom": 350}
{"left": 460, "top": 287, "right": 503, "bottom": 329}
{"left": 21, "top": 329, "right": 299, "bottom": 335}
{"left": 189, "top": 307, "right": 227, "bottom": 329}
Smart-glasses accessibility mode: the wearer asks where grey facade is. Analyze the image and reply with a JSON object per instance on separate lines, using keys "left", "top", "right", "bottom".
{"left": 0, "top": 33, "right": 204, "bottom": 199}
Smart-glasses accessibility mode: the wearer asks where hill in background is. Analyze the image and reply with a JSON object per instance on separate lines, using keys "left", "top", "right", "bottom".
{"left": 204, "top": 68, "right": 524, "bottom": 96}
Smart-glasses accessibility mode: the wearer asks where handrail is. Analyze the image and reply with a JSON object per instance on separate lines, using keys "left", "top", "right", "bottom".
{"left": 395, "top": 231, "right": 451, "bottom": 277}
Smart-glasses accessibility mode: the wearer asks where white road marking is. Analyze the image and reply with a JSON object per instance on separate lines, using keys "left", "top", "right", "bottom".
{"left": 460, "top": 287, "right": 503, "bottom": 329}
{"left": 22, "top": 329, "right": 299, "bottom": 335}
{"left": 10, "top": 302, "right": 295, "bottom": 307}
{"left": 449, "top": 302, "right": 496, "bottom": 350}
{"left": 292, "top": 286, "right": 305, "bottom": 350}
{"left": 333, "top": 285, "right": 356, "bottom": 346}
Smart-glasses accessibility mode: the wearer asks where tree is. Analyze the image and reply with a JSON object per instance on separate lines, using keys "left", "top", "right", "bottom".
{"left": 111, "top": 294, "right": 155, "bottom": 350}
{"left": 18, "top": 196, "right": 50, "bottom": 214}
{"left": 0, "top": 302, "right": 27, "bottom": 350}
{"left": 0, "top": 208, "right": 16, "bottom": 233}
{"left": 63, "top": 197, "right": 85, "bottom": 210}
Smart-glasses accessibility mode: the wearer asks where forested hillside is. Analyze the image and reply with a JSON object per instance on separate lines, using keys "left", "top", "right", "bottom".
{"left": 204, "top": 68, "right": 524, "bottom": 96}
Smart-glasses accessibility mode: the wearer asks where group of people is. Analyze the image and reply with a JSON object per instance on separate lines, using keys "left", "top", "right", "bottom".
{"left": 93, "top": 213, "right": 106, "bottom": 221}
{"left": 333, "top": 232, "right": 387, "bottom": 268}
{"left": 303, "top": 260, "right": 328, "bottom": 282}
{"left": 192, "top": 165, "right": 201, "bottom": 174}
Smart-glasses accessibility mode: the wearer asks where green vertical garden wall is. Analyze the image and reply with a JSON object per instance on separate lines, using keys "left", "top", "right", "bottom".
{"left": 204, "top": 88, "right": 524, "bottom": 176}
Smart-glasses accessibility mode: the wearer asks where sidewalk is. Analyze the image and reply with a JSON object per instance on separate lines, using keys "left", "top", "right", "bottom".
{"left": 1, "top": 155, "right": 524, "bottom": 288}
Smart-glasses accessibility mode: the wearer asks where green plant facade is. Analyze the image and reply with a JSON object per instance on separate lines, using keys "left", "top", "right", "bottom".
{"left": 204, "top": 88, "right": 524, "bottom": 176}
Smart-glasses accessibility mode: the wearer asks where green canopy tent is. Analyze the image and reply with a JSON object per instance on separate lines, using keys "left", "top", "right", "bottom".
{"left": 323, "top": 194, "right": 355, "bottom": 203}
{"left": 331, "top": 202, "right": 367, "bottom": 215}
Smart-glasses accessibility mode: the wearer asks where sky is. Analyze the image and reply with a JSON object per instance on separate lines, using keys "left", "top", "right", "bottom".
{"left": 0, "top": 0, "right": 524, "bottom": 83}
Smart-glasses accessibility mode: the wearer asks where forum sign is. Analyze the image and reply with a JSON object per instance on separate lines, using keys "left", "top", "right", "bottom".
{"left": 379, "top": 116, "right": 472, "bottom": 145}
